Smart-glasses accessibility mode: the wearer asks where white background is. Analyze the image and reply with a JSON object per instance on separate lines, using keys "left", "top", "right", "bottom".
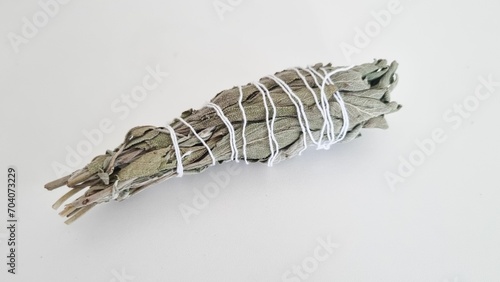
{"left": 1, "top": 0, "right": 500, "bottom": 281}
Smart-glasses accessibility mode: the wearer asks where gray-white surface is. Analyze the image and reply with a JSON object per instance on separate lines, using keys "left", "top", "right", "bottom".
{"left": 1, "top": 0, "right": 499, "bottom": 281}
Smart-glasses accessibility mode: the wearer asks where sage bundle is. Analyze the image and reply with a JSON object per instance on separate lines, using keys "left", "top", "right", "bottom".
{"left": 45, "top": 59, "right": 401, "bottom": 224}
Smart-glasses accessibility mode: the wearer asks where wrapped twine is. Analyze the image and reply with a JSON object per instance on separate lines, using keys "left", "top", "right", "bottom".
{"left": 45, "top": 59, "right": 401, "bottom": 224}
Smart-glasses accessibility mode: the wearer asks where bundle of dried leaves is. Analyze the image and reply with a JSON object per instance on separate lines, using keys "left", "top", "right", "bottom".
{"left": 45, "top": 59, "right": 401, "bottom": 224}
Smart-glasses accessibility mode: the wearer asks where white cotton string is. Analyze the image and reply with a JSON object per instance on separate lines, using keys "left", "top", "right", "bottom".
{"left": 303, "top": 65, "right": 356, "bottom": 148}
{"left": 165, "top": 125, "right": 184, "bottom": 177}
{"left": 307, "top": 66, "right": 334, "bottom": 148}
{"left": 177, "top": 117, "right": 216, "bottom": 166}
{"left": 308, "top": 66, "right": 326, "bottom": 81}
{"left": 252, "top": 81, "right": 279, "bottom": 166}
{"left": 266, "top": 75, "right": 309, "bottom": 155}
{"left": 318, "top": 70, "right": 337, "bottom": 147}
{"left": 320, "top": 67, "right": 334, "bottom": 84}
{"left": 298, "top": 67, "right": 331, "bottom": 149}
{"left": 291, "top": 68, "right": 329, "bottom": 149}
{"left": 237, "top": 85, "right": 249, "bottom": 164}
{"left": 207, "top": 102, "right": 239, "bottom": 162}
{"left": 333, "top": 91, "right": 350, "bottom": 142}
{"left": 319, "top": 65, "right": 357, "bottom": 146}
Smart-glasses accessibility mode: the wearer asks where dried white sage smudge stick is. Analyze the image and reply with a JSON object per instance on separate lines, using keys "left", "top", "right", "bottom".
{"left": 45, "top": 59, "right": 401, "bottom": 224}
